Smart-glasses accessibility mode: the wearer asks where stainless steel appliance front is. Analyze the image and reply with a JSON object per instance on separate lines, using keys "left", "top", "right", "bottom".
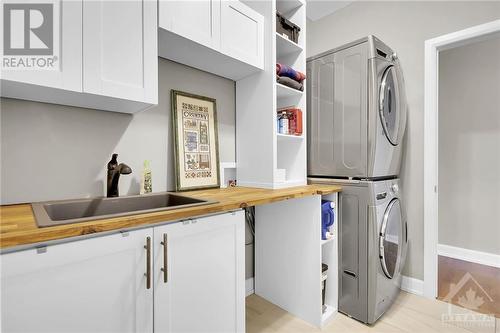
{"left": 307, "top": 36, "right": 407, "bottom": 179}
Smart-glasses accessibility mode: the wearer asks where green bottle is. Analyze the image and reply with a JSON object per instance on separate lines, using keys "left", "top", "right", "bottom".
{"left": 141, "top": 160, "right": 152, "bottom": 194}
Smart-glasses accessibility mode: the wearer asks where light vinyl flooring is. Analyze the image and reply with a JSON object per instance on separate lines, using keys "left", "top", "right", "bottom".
{"left": 246, "top": 292, "right": 499, "bottom": 333}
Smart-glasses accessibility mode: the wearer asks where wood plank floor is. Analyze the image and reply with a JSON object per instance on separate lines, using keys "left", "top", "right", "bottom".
{"left": 438, "top": 256, "right": 500, "bottom": 318}
{"left": 246, "top": 292, "right": 499, "bottom": 333}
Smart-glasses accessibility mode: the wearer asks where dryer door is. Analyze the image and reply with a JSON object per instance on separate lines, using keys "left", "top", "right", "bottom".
{"left": 379, "top": 65, "right": 405, "bottom": 146}
{"left": 379, "top": 198, "right": 403, "bottom": 278}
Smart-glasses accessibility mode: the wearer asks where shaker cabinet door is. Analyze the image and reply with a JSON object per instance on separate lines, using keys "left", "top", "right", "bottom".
{"left": 0, "top": 0, "right": 82, "bottom": 93}
{"left": 159, "top": 0, "right": 221, "bottom": 50}
{"left": 154, "top": 211, "right": 245, "bottom": 333}
{"left": 83, "top": 0, "right": 157, "bottom": 104}
{"left": 220, "top": 0, "right": 264, "bottom": 69}
{"left": 0, "top": 228, "right": 154, "bottom": 333}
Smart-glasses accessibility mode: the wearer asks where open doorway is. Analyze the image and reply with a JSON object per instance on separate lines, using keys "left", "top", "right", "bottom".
{"left": 436, "top": 37, "right": 500, "bottom": 317}
{"left": 423, "top": 20, "right": 500, "bottom": 319}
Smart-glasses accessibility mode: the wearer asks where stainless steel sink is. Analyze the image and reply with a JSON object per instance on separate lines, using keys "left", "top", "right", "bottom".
{"left": 32, "top": 192, "right": 216, "bottom": 227}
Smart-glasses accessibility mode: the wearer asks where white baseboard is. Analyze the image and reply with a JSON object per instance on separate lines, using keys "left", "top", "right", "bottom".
{"left": 401, "top": 275, "right": 424, "bottom": 296}
{"left": 437, "top": 244, "right": 500, "bottom": 268}
{"left": 246, "top": 277, "right": 254, "bottom": 297}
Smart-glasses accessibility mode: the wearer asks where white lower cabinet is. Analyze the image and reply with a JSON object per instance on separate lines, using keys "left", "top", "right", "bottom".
{"left": 0, "top": 228, "right": 154, "bottom": 333}
{"left": 0, "top": 210, "right": 244, "bottom": 333}
{"left": 154, "top": 210, "right": 245, "bottom": 333}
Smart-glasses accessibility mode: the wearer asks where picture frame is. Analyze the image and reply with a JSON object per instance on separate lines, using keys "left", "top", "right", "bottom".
{"left": 171, "top": 90, "right": 220, "bottom": 191}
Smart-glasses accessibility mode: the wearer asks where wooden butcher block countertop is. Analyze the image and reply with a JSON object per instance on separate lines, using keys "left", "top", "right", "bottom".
{"left": 0, "top": 185, "right": 341, "bottom": 250}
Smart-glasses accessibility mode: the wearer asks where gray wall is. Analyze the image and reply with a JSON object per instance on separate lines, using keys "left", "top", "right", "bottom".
{"left": 307, "top": 1, "right": 500, "bottom": 280}
{"left": 1, "top": 58, "right": 235, "bottom": 204}
{"left": 438, "top": 37, "right": 500, "bottom": 255}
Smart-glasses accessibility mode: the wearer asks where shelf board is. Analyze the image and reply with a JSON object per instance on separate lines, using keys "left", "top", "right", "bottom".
{"left": 276, "top": 0, "right": 304, "bottom": 15}
{"left": 277, "top": 133, "right": 304, "bottom": 140}
{"left": 276, "top": 33, "right": 303, "bottom": 58}
{"left": 321, "top": 237, "right": 335, "bottom": 246}
{"left": 321, "top": 304, "right": 337, "bottom": 326}
{"left": 220, "top": 162, "right": 236, "bottom": 169}
{"left": 273, "top": 179, "right": 307, "bottom": 189}
{"left": 276, "top": 82, "right": 303, "bottom": 99}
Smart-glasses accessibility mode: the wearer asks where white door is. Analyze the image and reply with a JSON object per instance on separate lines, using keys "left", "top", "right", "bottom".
{"left": 220, "top": 1, "right": 264, "bottom": 69}
{"left": 0, "top": 0, "right": 82, "bottom": 91}
{"left": 159, "top": 0, "right": 221, "bottom": 50}
{"left": 83, "top": 0, "right": 157, "bottom": 104}
{"left": 154, "top": 211, "right": 245, "bottom": 333}
{"left": 0, "top": 229, "right": 154, "bottom": 333}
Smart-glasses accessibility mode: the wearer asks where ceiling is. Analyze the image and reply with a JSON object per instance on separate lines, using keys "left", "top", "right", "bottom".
{"left": 306, "top": 0, "right": 354, "bottom": 21}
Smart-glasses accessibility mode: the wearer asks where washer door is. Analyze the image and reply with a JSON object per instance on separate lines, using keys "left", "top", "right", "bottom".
{"left": 379, "top": 198, "right": 403, "bottom": 279}
{"left": 379, "top": 65, "right": 404, "bottom": 146}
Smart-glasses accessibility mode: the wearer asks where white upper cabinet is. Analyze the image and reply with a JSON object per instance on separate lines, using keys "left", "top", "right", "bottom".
{"left": 220, "top": 1, "right": 264, "bottom": 69}
{"left": 0, "top": 0, "right": 158, "bottom": 113}
{"left": 159, "top": 0, "right": 221, "bottom": 50}
{"left": 158, "top": 0, "right": 264, "bottom": 80}
{"left": 83, "top": 0, "right": 157, "bottom": 104}
{"left": 0, "top": 0, "right": 82, "bottom": 92}
{"left": 0, "top": 228, "right": 154, "bottom": 333}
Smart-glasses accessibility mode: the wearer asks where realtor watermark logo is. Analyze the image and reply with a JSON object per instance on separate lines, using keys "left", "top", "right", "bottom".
{"left": 2, "top": 2, "right": 58, "bottom": 70}
{"left": 441, "top": 272, "right": 495, "bottom": 329}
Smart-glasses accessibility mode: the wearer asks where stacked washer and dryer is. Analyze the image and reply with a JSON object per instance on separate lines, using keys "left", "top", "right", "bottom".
{"left": 307, "top": 36, "right": 408, "bottom": 324}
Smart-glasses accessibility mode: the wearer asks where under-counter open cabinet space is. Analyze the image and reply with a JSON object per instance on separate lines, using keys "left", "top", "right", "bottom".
{"left": 320, "top": 192, "right": 339, "bottom": 327}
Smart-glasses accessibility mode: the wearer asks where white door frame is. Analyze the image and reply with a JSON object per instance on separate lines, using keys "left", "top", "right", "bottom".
{"left": 423, "top": 19, "right": 500, "bottom": 299}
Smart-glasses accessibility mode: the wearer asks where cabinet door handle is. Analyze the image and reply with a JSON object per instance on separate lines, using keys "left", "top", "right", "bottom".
{"left": 144, "top": 236, "right": 151, "bottom": 289}
{"left": 161, "top": 233, "right": 168, "bottom": 283}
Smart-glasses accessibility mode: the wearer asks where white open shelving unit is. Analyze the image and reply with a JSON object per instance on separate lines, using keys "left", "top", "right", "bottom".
{"left": 240, "top": 0, "right": 338, "bottom": 328}
{"left": 237, "top": 0, "right": 306, "bottom": 189}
